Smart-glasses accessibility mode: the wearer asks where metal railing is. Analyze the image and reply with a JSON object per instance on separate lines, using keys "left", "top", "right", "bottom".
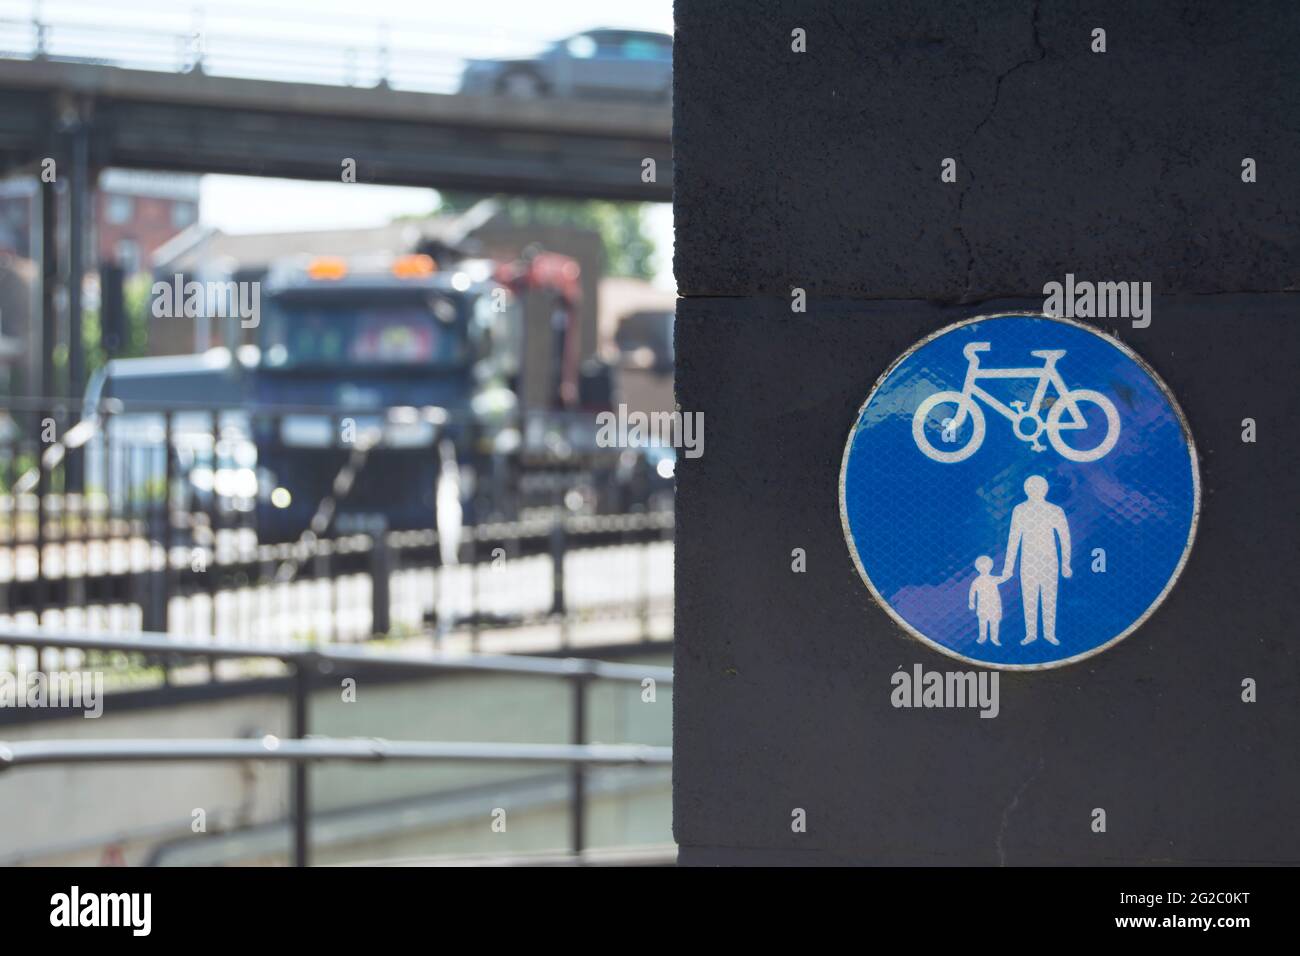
{"left": 0, "top": 627, "right": 674, "bottom": 866}
{"left": 0, "top": 5, "right": 567, "bottom": 94}
{"left": 1, "top": 395, "right": 674, "bottom": 674}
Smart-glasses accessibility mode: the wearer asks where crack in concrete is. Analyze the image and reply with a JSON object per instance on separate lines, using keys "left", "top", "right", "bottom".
{"left": 996, "top": 754, "right": 1046, "bottom": 866}
{"left": 971, "top": 0, "right": 1046, "bottom": 144}
{"left": 957, "top": 0, "right": 1046, "bottom": 302}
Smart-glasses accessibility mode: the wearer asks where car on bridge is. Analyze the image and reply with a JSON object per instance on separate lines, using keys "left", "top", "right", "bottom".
{"left": 459, "top": 29, "right": 672, "bottom": 102}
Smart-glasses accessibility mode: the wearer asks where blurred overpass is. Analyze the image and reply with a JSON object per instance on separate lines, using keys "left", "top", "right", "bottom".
{"left": 0, "top": 57, "right": 671, "bottom": 200}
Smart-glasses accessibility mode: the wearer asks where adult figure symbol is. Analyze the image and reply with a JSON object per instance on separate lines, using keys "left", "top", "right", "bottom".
{"left": 1001, "top": 475, "right": 1072, "bottom": 646}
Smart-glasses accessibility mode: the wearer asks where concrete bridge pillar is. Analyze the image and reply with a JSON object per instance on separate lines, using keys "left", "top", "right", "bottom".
{"left": 672, "top": 0, "right": 1300, "bottom": 864}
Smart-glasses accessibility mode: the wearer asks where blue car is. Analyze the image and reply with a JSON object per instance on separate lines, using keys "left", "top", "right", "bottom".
{"left": 460, "top": 29, "right": 672, "bottom": 102}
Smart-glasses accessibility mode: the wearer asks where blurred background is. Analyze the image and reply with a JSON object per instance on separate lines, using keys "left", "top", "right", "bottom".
{"left": 0, "top": 0, "right": 676, "bottom": 865}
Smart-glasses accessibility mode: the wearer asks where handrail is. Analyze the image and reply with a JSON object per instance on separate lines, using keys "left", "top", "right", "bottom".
{"left": 0, "top": 627, "right": 673, "bottom": 685}
{"left": 0, "top": 9, "right": 552, "bottom": 94}
{"left": 0, "top": 626, "right": 672, "bottom": 866}
{"left": 0, "top": 737, "right": 672, "bottom": 770}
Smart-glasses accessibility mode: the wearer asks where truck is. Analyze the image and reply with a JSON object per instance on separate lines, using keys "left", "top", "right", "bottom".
{"left": 84, "top": 245, "right": 664, "bottom": 544}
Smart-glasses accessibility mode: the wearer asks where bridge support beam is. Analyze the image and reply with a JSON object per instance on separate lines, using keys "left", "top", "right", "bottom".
{"left": 672, "top": 0, "right": 1300, "bottom": 864}
{"left": 60, "top": 101, "right": 92, "bottom": 490}
{"left": 38, "top": 153, "right": 56, "bottom": 404}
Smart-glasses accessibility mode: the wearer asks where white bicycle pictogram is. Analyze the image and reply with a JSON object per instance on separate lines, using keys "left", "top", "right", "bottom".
{"left": 912, "top": 342, "right": 1121, "bottom": 463}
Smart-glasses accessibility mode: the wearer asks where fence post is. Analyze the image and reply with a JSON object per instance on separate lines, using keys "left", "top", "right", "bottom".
{"left": 370, "top": 520, "right": 390, "bottom": 637}
{"left": 163, "top": 409, "right": 175, "bottom": 649}
{"left": 468, "top": 525, "right": 480, "bottom": 653}
{"left": 291, "top": 662, "right": 311, "bottom": 867}
{"left": 569, "top": 672, "right": 589, "bottom": 857}
{"left": 33, "top": 424, "right": 46, "bottom": 635}
{"left": 549, "top": 504, "right": 566, "bottom": 617}
{"left": 139, "top": 413, "right": 171, "bottom": 637}
{"left": 65, "top": 119, "right": 88, "bottom": 480}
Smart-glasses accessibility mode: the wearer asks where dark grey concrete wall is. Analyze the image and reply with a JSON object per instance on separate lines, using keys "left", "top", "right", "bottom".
{"left": 674, "top": 0, "right": 1300, "bottom": 302}
{"left": 673, "top": 1, "right": 1300, "bottom": 864}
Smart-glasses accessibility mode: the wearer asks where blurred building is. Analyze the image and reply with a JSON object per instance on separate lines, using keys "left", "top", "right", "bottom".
{"left": 0, "top": 170, "right": 199, "bottom": 397}
{"left": 0, "top": 254, "right": 38, "bottom": 399}
{"left": 94, "top": 170, "right": 200, "bottom": 273}
{"left": 599, "top": 276, "right": 676, "bottom": 418}
{"left": 0, "top": 179, "right": 36, "bottom": 260}
{"left": 0, "top": 169, "right": 200, "bottom": 269}
{"left": 598, "top": 276, "right": 675, "bottom": 352}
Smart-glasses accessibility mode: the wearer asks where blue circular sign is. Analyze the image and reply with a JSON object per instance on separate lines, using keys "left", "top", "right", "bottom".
{"left": 840, "top": 313, "right": 1199, "bottom": 670}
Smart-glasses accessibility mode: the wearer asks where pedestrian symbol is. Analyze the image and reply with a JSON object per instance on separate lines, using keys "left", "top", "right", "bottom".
{"left": 839, "top": 313, "right": 1199, "bottom": 669}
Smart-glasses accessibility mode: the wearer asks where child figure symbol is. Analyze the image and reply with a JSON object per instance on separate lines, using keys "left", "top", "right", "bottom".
{"left": 968, "top": 555, "right": 1006, "bottom": 646}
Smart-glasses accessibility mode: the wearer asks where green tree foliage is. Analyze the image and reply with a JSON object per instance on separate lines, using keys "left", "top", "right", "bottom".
{"left": 54, "top": 272, "right": 151, "bottom": 387}
{"left": 121, "top": 272, "right": 153, "bottom": 358}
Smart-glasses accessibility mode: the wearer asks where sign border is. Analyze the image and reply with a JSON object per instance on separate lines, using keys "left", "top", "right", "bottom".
{"left": 838, "top": 311, "right": 1201, "bottom": 671}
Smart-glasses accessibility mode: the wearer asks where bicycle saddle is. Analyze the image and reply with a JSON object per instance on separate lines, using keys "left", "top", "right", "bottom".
{"left": 1029, "top": 349, "right": 1066, "bottom": 360}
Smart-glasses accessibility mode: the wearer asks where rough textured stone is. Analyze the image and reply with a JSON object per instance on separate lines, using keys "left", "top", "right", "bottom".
{"left": 673, "top": 295, "right": 1299, "bottom": 863}
{"left": 673, "top": 0, "right": 1300, "bottom": 301}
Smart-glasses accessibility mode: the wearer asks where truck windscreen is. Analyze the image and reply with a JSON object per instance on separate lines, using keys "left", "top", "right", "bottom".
{"left": 261, "top": 294, "right": 465, "bottom": 370}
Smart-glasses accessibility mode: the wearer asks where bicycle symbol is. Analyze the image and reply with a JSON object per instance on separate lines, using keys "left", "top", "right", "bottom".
{"left": 912, "top": 342, "right": 1121, "bottom": 463}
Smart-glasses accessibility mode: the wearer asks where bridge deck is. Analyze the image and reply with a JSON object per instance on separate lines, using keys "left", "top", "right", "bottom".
{"left": 0, "top": 57, "right": 671, "bottom": 200}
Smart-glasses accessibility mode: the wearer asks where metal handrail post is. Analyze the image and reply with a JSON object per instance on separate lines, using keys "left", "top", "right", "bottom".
{"left": 291, "top": 662, "right": 311, "bottom": 867}
{"left": 570, "top": 673, "right": 589, "bottom": 856}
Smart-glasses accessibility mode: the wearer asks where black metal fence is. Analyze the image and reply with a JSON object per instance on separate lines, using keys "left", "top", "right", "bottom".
{"left": 0, "top": 629, "right": 674, "bottom": 866}
{"left": 0, "top": 397, "right": 674, "bottom": 685}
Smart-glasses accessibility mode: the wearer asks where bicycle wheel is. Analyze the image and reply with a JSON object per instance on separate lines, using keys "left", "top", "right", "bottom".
{"left": 1047, "top": 389, "right": 1121, "bottom": 462}
{"left": 912, "top": 391, "right": 985, "bottom": 463}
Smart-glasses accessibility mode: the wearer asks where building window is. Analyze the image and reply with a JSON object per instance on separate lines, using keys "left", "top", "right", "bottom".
{"left": 171, "top": 202, "right": 196, "bottom": 229}
{"left": 115, "top": 239, "right": 140, "bottom": 275}
{"left": 105, "top": 194, "right": 134, "bottom": 225}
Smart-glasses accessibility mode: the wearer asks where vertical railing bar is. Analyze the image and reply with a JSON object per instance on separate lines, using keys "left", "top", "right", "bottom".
{"left": 207, "top": 410, "right": 221, "bottom": 668}
{"left": 34, "top": 415, "right": 47, "bottom": 665}
{"left": 161, "top": 410, "right": 175, "bottom": 683}
{"left": 469, "top": 522, "right": 480, "bottom": 653}
{"left": 291, "top": 661, "right": 311, "bottom": 867}
{"left": 570, "top": 672, "right": 588, "bottom": 858}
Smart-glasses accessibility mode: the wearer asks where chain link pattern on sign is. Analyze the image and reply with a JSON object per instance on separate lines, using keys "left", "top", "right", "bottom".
{"left": 839, "top": 313, "right": 1199, "bottom": 670}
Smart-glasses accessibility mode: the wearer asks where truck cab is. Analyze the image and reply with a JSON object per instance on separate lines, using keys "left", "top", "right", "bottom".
{"left": 251, "top": 253, "right": 521, "bottom": 540}
{"left": 82, "top": 245, "right": 630, "bottom": 545}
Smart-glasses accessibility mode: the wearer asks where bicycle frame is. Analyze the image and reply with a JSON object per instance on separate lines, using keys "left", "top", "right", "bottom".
{"left": 913, "top": 339, "right": 1122, "bottom": 465}
{"left": 957, "top": 355, "right": 1088, "bottom": 430}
